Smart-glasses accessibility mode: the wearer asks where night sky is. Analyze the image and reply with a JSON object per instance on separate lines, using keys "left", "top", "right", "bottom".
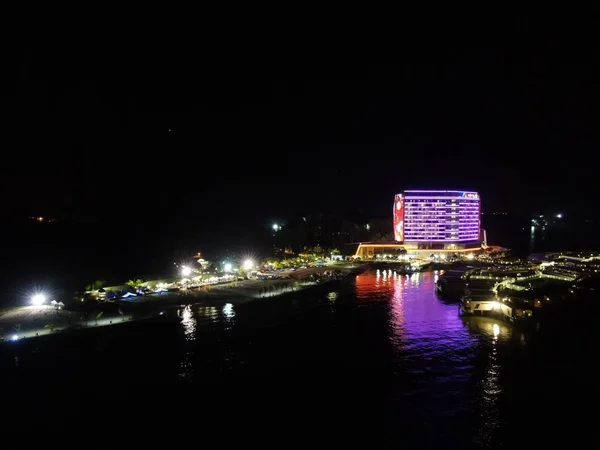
{"left": 4, "top": 43, "right": 599, "bottom": 225}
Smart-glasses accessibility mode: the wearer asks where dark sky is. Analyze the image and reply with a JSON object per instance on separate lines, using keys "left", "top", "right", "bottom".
{"left": 4, "top": 42, "right": 599, "bottom": 226}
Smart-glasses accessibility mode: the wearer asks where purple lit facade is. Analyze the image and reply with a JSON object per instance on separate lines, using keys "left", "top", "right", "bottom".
{"left": 399, "top": 190, "right": 481, "bottom": 244}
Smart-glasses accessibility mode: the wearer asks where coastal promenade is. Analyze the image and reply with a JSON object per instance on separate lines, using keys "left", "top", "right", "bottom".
{"left": 0, "top": 305, "right": 132, "bottom": 341}
{"left": 0, "top": 265, "right": 362, "bottom": 342}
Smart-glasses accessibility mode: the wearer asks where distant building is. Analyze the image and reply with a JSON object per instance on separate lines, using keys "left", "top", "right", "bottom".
{"left": 354, "top": 190, "right": 482, "bottom": 258}
{"left": 395, "top": 190, "right": 481, "bottom": 248}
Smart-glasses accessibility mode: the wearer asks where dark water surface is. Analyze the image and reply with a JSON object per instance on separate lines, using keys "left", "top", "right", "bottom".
{"left": 2, "top": 270, "right": 597, "bottom": 447}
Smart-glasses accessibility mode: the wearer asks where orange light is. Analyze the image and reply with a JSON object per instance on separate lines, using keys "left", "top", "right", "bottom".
{"left": 354, "top": 244, "right": 482, "bottom": 257}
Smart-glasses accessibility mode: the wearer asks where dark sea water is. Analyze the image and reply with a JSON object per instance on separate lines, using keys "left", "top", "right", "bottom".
{"left": 2, "top": 269, "right": 597, "bottom": 447}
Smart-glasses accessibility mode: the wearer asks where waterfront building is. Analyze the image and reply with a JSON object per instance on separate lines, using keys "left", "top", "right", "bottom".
{"left": 354, "top": 190, "right": 483, "bottom": 258}
{"left": 397, "top": 190, "right": 481, "bottom": 248}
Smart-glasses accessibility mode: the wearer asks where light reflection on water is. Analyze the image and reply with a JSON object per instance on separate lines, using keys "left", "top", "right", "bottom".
{"left": 178, "top": 305, "right": 197, "bottom": 380}
{"left": 222, "top": 303, "right": 235, "bottom": 332}
{"left": 180, "top": 305, "right": 197, "bottom": 341}
{"left": 222, "top": 303, "right": 235, "bottom": 320}
{"left": 7, "top": 266, "right": 593, "bottom": 446}
{"left": 355, "top": 270, "right": 517, "bottom": 446}
{"left": 474, "top": 321, "right": 503, "bottom": 448}
{"left": 177, "top": 269, "right": 527, "bottom": 445}
{"left": 178, "top": 305, "right": 221, "bottom": 380}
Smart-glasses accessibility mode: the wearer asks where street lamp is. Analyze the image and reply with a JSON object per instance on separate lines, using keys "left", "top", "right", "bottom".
{"left": 31, "top": 293, "right": 47, "bottom": 306}
{"left": 243, "top": 259, "right": 254, "bottom": 271}
{"left": 272, "top": 223, "right": 280, "bottom": 231}
{"left": 181, "top": 266, "right": 192, "bottom": 277}
{"left": 224, "top": 263, "right": 233, "bottom": 272}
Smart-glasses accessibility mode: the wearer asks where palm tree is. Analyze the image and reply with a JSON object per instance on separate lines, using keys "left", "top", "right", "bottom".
{"left": 85, "top": 279, "right": 106, "bottom": 291}
{"left": 126, "top": 279, "right": 144, "bottom": 289}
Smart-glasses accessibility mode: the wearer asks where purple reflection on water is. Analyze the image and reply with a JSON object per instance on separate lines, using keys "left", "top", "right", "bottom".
{"left": 356, "top": 270, "right": 476, "bottom": 353}
{"left": 356, "top": 269, "right": 494, "bottom": 443}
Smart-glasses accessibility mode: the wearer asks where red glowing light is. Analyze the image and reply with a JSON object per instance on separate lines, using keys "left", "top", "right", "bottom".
{"left": 393, "top": 194, "right": 404, "bottom": 241}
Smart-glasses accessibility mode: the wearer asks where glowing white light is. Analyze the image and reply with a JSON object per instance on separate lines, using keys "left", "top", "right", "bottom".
{"left": 243, "top": 259, "right": 253, "bottom": 270}
{"left": 181, "top": 266, "right": 192, "bottom": 277}
{"left": 272, "top": 223, "right": 279, "bottom": 231}
{"left": 466, "top": 254, "right": 475, "bottom": 260}
{"left": 491, "top": 301, "right": 500, "bottom": 309}
{"left": 224, "top": 263, "right": 233, "bottom": 272}
{"left": 439, "top": 253, "right": 446, "bottom": 260}
{"left": 493, "top": 323, "right": 500, "bottom": 338}
{"left": 11, "top": 335, "right": 19, "bottom": 341}
{"left": 31, "top": 293, "right": 47, "bottom": 306}
{"left": 556, "top": 213, "right": 562, "bottom": 219}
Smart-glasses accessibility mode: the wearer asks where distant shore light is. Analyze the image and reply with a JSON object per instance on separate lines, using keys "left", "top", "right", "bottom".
{"left": 31, "top": 293, "right": 47, "bottom": 306}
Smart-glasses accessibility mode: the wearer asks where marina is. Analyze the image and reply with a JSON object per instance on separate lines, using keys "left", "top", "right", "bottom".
{"left": 435, "top": 251, "right": 596, "bottom": 326}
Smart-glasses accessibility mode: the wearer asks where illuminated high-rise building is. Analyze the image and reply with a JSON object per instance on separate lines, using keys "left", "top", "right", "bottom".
{"left": 393, "top": 190, "right": 481, "bottom": 248}
{"left": 353, "top": 189, "right": 483, "bottom": 258}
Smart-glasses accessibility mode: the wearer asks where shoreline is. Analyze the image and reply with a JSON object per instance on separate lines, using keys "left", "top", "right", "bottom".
{"left": 132, "top": 264, "right": 363, "bottom": 305}
{"left": 0, "top": 265, "right": 366, "bottom": 343}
